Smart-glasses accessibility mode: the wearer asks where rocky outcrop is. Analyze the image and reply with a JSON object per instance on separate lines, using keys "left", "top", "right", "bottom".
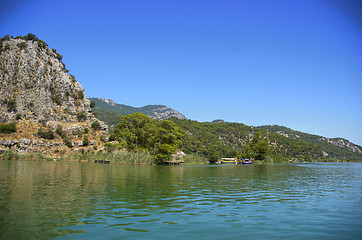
{"left": 0, "top": 36, "right": 94, "bottom": 123}
{"left": 320, "top": 137, "right": 362, "bottom": 154}
{"left": 144, "top": 105, "right": 187, "bottom": 120}
{"left": 0, "top": 34, "right": 108, "bottom": 157}
{"left": 97, "top": 98, "right": 119, "bottom": 108}
{"left": 90, "top": 97, "right": 187, "bottom": 122}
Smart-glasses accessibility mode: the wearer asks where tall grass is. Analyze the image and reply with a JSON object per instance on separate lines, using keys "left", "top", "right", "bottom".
{"left": 0, "top": 150, "right": 53, "bottom": 161}
{"left": 182, "top": 153, "right": 208, "bottom": 165}
{"left": 60, "top": 150, "right": 155, "bottom": 165}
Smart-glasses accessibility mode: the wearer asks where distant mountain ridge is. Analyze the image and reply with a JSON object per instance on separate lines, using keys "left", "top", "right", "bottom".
{"left": 89, "top": 98, "right": 186, "bottom": 128}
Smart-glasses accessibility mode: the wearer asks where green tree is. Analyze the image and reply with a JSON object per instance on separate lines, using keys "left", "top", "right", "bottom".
{"left": 91, "top": 121, "right": 101, "bottom": 131}
{"left": 243, "top": 132, "right": 270, "bottom": 160}
{"left": 151, "top": 120, "right": 184, "bottom": 163}
{"left": 113, "top": 113, "right": 154, "bottom": 150}
{"left": 112, "top": 113, "right": 184, "bottom": 163}
{"left": 90, "top": 101, "right": 96, "bottom": 109}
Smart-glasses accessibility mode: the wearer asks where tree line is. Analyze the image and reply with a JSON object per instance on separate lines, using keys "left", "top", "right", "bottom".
{"left": 98, "top": 109, "right": 361, "bottom": 163}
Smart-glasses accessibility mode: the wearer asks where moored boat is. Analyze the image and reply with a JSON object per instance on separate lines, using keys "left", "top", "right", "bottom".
{"left": 240, "top": 158, "right": 252, "bottom": 164}
{"left": 218, "top": 158, "right": 238, "bottom": 164}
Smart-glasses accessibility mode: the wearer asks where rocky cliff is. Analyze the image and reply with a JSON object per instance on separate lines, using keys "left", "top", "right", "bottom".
{"left": 0, "top": 34, "right": 108, "bottom": 157}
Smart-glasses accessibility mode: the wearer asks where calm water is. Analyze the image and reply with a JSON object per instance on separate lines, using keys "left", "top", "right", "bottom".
{"left": 0, "top": 161, "right": 361, "bottom": 239}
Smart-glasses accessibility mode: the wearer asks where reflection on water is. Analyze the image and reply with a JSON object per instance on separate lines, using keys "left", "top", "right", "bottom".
{"left": 0, "top": 161, "right": 361, "bottom": 239}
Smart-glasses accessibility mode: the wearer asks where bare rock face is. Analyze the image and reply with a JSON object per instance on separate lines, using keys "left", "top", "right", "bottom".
{"left": 146, "top": 106, "right": 187, "bottom": 120}
{"left": 0, "top": 34, "right": 108, "bottom": 157}
{"left": 0, "top": 36, "right": 93, "bottom": 123}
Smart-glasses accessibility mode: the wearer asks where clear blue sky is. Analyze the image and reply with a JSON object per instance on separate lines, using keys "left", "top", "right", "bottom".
{"left": 1, "top": 0, "right": 361, "bottom": 145}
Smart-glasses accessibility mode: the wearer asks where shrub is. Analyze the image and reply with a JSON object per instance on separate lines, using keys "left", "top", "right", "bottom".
{"left": 51, "top": 94, "right": 61, "bottom": 105}
{"left": 23, "top": 33, "right": 36, "bottom": 41}
{"left": 38, "top": 120, "right": 46, "bottom": 127}
{"left": 0, "top": 123, "right": 16, "bottom": 134}
{"left": 84, "top": 128, "right": 89, "bottom": 134}
{"left": 77, "top": 131, "right": 83, "bottom": 138}
{"left": 55, "top": 125, "right": 65, "bottom": 138}
{"left": 17, "top": 42, "right": 27, "bottom": 49}
{"left": 63, "top": 136, "right": 73, "bottom": 148}
{"left": 56, "top": 52, "right": 63, "bottom": 61}
{"left": 91, "top": 121, "right": 101, "bottom": 131}
{"left": 70, "top": 74, "right": 76, "bottom": 83}
{"left": 0, "top": 42, "right": 10, "bottom": 53}
{"left": 0, "top": 150, "right": 19, "bottom": 160}
{"left": 83, "top": 135, "right": 89, "bottom": 146}
{"left": 7, "top": 100, "right": 16, "bottom": 112}
{"left": 77, "top": 111, "right": 86, "bottom": 121}
{"left": 37, "top": 128, "right": 54, "bottom": 139}
{"left": 0, "top": 35, "right": 10, "bottom": 43}
{"left": 77, "top": 90, "right": 84, "bottom": 100}
{"left": 15, "top": 113, "right": 22, "bottom": 120}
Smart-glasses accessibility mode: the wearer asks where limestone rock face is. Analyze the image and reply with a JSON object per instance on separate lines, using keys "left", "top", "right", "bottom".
{"left": 0, "top": 35, "right": 108, "bottom": 157}
{"left": 146, "top": 106, "right": 187, "bottom": 120}
{"left": 0, "top": 37, "right": 92, "bottom": 122}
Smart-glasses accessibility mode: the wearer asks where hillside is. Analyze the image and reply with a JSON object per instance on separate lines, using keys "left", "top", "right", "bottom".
{"left": 258, "top": 125, "right": 362, "bottom": 160}
{"left": 89, "top": 98, "right": 186, "bottom": 128}
{"left": 90, "top": 96, "right": 361, "bottom": 162}
{"left": 169, "top": 118, "right": 362, "bottom": 162}
{"left": 0, "top": 34, "right": 108, "bottom": 157}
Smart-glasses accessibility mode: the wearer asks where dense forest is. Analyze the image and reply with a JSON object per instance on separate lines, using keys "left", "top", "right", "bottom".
{"left": 109, "top": 113, "right": 184, "bottom": 163}
{"left": 169, "top": 118, "right": 323, "bottom": 162}
{"left": 95, "top": 101, "right": 361, "bottom": 162}
{"left": 259, "top": 125, "right": 362, "bottom": 161}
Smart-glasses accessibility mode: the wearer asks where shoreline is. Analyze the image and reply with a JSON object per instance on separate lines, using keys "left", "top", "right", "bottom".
{"left": 0, "top": 150, "right": 359, "bottom": 165}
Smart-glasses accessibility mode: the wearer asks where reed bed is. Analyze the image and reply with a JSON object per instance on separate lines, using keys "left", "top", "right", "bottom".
{"left": 0, "top": 150, "right": 53, "bottom": 161}
{"left": 60, "top": 150, "right": 155, "bottom": 165}
{"left": 181, "top": 153, "right": 208, "bottom": 165}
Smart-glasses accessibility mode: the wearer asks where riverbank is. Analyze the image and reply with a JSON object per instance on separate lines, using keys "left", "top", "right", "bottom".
{"left": 0, "top": 150, "right": 208, "bottom": 165}
{"left": 0, "top": 150, "right": 358, "bottom": 165}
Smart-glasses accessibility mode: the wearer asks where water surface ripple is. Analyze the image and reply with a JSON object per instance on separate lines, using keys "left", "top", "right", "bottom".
{"left": 0, "top": 161, "right": 361, "bottom": 239}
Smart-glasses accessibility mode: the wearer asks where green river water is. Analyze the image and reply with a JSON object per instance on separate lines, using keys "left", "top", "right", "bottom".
{"left": 0, "top": 161, "right": 361, "bottom": 239}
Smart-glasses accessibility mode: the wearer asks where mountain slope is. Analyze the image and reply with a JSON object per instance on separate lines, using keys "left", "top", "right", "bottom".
{"left": 170, "top": 118, "right": 329, "bottom": 161}
{"left": 89, "top": 98, "right": 186, "bottom": 128}
{"left": 258, "top": 125, "right": 362, "bottom": 160}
